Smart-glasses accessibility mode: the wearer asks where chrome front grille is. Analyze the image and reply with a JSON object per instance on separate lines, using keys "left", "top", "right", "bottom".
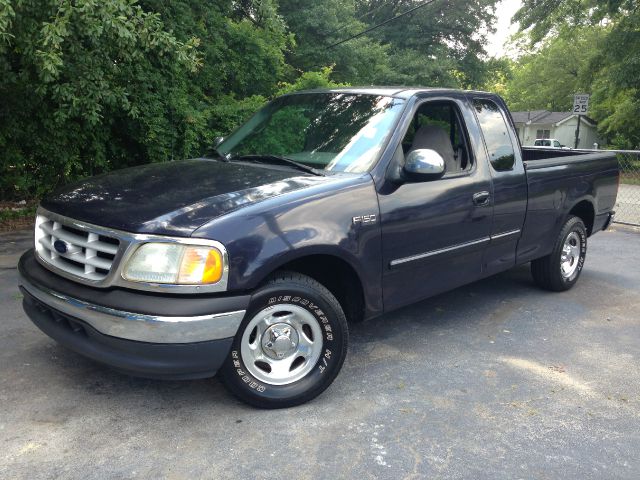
{"left": 35, "top": 214, "right": 120, "bottom": 281}
{"left": 32, "top": 207, "right": 230, "bottom": 293}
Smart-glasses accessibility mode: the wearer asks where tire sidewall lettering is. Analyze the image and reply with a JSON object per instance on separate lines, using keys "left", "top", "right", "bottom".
{"left": 562, "top": 225, "right": 587, "bottom": 284}
{"left": 266, "top": 295, "right": 334, "bottom": 342}
{"left": 229, "top": 293, "right": 339, "bottom": 396}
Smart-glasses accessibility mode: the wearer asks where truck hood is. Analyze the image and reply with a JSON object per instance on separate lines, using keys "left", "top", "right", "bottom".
{"left": 40, "top": 159, "right": 337, "bottom": 236}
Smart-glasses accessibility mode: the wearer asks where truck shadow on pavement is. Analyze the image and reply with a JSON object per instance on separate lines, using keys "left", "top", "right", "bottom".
{"left": 351, "top": 263, "right": 537, "bottom": 340}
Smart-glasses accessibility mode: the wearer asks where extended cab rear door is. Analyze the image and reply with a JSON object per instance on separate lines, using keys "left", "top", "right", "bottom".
{"left": 469, "top": 95, "right": 527, "bottom": 276}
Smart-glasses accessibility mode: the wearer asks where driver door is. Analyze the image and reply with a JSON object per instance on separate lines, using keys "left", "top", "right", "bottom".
{"left": 377, "top": 97, "right": 494, "bottom": 311}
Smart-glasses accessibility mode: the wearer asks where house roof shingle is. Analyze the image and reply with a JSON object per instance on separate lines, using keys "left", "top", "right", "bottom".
{"left": 510, "top": 110, "right": 550, "bottom": 124}
{"left": 511, "top": 110, "right": 596, "bottom": 126}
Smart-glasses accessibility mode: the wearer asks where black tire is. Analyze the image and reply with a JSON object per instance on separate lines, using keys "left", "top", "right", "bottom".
{"left": 531, "top": 215, "right": 587, "bottom": 292}
{"left": 220, "top": 271, "right": 348, "bottom": 408}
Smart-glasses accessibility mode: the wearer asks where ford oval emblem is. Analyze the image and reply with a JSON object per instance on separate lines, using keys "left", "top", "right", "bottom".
{"left": 53, "top": 239, "right": 68, "bottom": 254}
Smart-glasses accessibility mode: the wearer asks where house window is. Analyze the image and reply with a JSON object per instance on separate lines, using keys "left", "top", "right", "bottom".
{"left": 536, "top": 129, "right": 550, "bottom": 139}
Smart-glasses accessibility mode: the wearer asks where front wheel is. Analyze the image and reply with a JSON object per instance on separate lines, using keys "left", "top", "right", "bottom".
{"left": 531, "top": 215, "right": 587, "bottom": 291}
{"left": 220, "top": 272, "right": 348, "bottom": 408}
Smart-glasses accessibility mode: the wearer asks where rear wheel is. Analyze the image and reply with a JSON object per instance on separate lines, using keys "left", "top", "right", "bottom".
{"left": 531, "top": 215, "right": 587, "bottom": 291}
{"left": 220, "top": 272, "right": 348, "bottom": 408}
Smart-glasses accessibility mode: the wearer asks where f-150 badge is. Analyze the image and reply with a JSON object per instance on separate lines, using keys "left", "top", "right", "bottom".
{"left": 353, "top": 214, "right": 377, "bottom": 225}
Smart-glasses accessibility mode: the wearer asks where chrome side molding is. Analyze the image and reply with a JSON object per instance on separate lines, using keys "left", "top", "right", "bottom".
{"left": 490, "top": 229, "right": 521, "bottom": 240}
{"left": 390, "top": 237, "right": 491, "bottom": 267}
{"left": 389, "top": 229, "right": 522, "bottom": 267}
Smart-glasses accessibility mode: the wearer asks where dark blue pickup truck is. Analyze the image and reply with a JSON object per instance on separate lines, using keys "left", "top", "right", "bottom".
{"left": 18, "top": 88, "right": 618, "bottom": 408}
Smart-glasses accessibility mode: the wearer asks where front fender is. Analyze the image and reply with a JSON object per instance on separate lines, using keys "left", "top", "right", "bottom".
{"left": 192, "top": 174, "right": 384, "bottom": 316}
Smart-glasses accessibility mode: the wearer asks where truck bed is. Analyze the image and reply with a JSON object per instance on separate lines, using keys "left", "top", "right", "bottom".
{"left": 517, "top": 147, "right": 619, "bottom": 265}
{"left": 522, "top": 147, "right": 617, "bottom": 169}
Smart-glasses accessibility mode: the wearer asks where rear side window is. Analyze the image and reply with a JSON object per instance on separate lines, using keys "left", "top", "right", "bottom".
{"left": 472, "top": 99, "right": 515, "bottom": 171}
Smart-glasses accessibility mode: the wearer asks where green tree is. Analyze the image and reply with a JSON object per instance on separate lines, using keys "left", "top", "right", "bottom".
{"left": 140, "top": 0, "right": 291, "bottom": 99}
{"left": 0, "top": 0, "right": 200, "bottom": 199}
{"left": 278, "top": 0, "right": 500, "bottom": 88}
{"left": 136, "top": 0, "right": 293, "bottom": 148}
{"left": 354, "top": 0, "right": 500, "bottom": 88}
{"left": 0, "top": 0, "right": 300, "bottom": 200}
{"left": 0, "top": 0, "right": 525, "bottom": 203}
{"left": 276, "top": 66, "right": 347, "bottom": 95}
{"left": 502, "top": 27, "right": 605, "bottom": 111}
{"left": 512, "top": 0, "right": 640, "bottom": 148}
{"left": 481, "top": 57, "right": 515, "bottom": 99}
{"left": 277, "top": 0, "right": 393, "bottom": 84}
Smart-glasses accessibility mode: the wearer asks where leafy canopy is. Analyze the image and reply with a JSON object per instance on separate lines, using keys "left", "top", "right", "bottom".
{"left": 505, "top": 0, "right": 640, "bottom": 148}
{"left": 0, "top": 0, "right": 505, "bottom": 200}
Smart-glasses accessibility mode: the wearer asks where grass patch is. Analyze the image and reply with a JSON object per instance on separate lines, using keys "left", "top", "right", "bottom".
{"left": 620, "top": 173, "right": 640, "bottom": 186}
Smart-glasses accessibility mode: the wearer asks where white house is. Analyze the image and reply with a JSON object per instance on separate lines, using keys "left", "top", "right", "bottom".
{"left": 511, "top": 110, "right": 601, "bottom": 149}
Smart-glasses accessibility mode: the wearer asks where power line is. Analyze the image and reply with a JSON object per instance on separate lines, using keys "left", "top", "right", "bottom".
{"left": 324, "top": 2, "right": 393, "bottom": 38}
{"left": 327, "top": 0, "right": 440, "bottom": 49}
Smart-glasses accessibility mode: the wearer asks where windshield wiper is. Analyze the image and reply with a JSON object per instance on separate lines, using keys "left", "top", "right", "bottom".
{"left": 204, "top": 147, "right": 230, "bottom": 162}
{"left": 229, "top": 154, "right": 325, "bottom": 176}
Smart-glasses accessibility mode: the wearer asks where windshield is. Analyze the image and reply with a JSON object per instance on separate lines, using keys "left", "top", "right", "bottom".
{"left": 217, "top": 93, "right": 405, "bottom": 173}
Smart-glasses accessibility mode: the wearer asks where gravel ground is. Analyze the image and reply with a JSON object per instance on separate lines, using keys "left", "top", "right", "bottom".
{"left": 1, "top": 226, "right": 639, "bottom": 479}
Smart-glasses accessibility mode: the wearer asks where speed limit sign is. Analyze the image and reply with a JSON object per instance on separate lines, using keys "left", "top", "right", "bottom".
{"left": 573, "top": 94, "right": 589, "bottom": 114}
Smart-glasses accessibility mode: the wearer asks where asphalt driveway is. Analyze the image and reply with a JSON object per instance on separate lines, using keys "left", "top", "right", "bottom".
{"left": 1, "top": 226, "right": 639, "bottom": 479}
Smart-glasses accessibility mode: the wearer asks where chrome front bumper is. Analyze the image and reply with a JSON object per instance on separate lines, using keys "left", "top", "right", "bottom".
{"left": 19, "top": 271, "right": 246, "bottom": 344}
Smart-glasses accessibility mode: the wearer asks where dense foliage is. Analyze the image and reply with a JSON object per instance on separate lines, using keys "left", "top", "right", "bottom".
{"left": 497, "top": 0, "right": 640, "bottom": 149}
{"left": 0, "top": 0, "right": 200, "bottom": 198}
{"left": 0, "top": 0, "right": 504, "bottom": 200}
{"left": 1, "top": 0, "right": 638, "bottom": 201}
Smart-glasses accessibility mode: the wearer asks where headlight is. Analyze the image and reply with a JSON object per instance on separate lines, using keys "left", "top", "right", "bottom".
{"left": 122, "top": 243, "right": 224, "bottom": 285}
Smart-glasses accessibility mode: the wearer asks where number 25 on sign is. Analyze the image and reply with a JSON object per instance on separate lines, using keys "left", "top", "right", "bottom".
{"left": 573, "top": 94, "right": 589, "bottom": 114}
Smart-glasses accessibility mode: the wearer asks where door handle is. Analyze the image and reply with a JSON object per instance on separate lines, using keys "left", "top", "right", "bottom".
{"left": 472, "top": 191, "right": 491, "bottom": 206}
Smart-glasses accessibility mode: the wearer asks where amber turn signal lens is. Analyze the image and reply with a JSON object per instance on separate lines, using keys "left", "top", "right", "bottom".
{"left": 178, "top": 246, "right": 223, "bottom": 284}
{"left": 202, "top": 248, "right": 223, "bottom": 283}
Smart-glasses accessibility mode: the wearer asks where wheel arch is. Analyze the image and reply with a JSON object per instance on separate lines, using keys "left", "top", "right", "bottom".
{"left": 568, "top": 199, "right": 595, "bottom": 236}
{"left": 254, "top": 250, "right": 367, "bottom": 323}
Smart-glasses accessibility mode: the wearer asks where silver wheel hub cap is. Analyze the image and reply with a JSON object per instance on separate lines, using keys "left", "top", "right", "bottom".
{"left": 560, "top": 231, "right": 581, "bottom": 278}
{"left": 262, "top": 323, "right": 298, "bottom": 359}
{"left": 240, "top": 304, "right": 323, "bottom": 385}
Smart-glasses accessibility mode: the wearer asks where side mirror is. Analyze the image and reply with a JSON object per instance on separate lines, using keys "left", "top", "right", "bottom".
{"left": 213, "top": 136, "right": 224, "bottom": 147}
{"left": 403, "top": 149, "right": 445, "bottom": 181}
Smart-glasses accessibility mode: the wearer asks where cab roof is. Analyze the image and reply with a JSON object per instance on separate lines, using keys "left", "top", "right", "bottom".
{"left": 288, "top": 86, "right": 496, "bottom": 100}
